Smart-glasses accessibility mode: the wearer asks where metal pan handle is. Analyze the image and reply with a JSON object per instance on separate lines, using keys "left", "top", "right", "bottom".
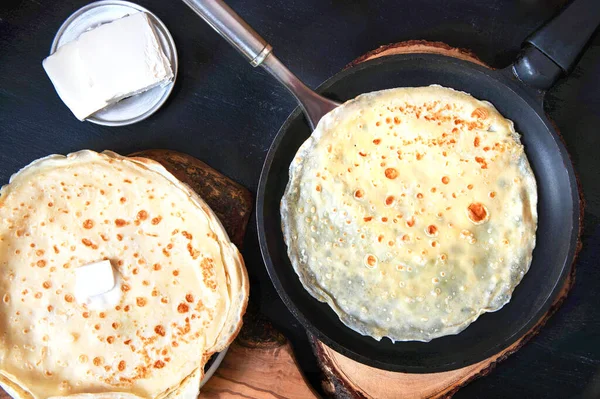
{"left": 512, "top": 0, "right": 600, "bottom": 90}
{"left": 180, "top": 0, "right": 272, "bottom": 67}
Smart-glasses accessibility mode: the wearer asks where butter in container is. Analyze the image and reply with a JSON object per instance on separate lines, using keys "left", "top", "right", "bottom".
{"left": 43, "top": 1, "right": 178, "bottom": 126}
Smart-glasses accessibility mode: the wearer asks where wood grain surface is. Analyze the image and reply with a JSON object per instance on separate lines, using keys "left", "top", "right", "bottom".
{"left": 310, "top": 41, "right": 583, "bottom": 399}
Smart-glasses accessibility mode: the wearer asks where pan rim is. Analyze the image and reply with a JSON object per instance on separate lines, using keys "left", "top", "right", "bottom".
{"left": 257, "top": 53, "right": 580, "bottom": 372}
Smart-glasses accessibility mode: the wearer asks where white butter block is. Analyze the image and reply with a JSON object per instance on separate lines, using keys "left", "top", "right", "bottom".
{"left": 43, "top": 12, "right": 173, "bottom": 120}
{"left": 74, "top": 259, "right": 116, "bottom": 303}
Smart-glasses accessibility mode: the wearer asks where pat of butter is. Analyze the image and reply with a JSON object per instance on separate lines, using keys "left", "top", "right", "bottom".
{"left": 42, "top": 12, "right": 173, "bottom": 120}
{"left": 74, "top": 260, "right": 115, "bottom": 303}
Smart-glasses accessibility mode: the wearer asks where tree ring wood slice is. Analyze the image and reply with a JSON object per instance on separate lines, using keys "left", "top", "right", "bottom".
{"left": 312, "top": 41, "right": 583, "bottom": 399}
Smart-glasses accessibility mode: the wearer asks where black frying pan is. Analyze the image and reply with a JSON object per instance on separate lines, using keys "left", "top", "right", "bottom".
{"left": 184, "top": 0, "right": 598, "bottom": 372}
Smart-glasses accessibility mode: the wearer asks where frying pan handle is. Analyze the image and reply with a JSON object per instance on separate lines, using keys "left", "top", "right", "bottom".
{"left": 512, "top": 0, "right": 600, "bottom": 90}
{"left": 181, "top": 0, "right": 272, "bottom": 66}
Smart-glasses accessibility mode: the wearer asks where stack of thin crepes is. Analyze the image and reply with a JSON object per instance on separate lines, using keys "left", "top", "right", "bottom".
{"left": 0, "top": 150, "right": 248, "bottom": 399}
{"left": 281, "top": 86, "right": 537, "bottom": 342}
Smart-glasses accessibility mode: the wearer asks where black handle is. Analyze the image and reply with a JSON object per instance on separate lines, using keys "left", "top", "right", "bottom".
{"left": 512, "top": 0, "right": 600, "bottom": 90}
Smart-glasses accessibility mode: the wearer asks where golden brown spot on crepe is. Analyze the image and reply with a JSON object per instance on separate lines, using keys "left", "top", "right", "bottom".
{"left": 394, "top": 116, "right": 401, "bottom": 124}
{"left": 47, "top": 305, "right": 53, "bottom": 312}
{"left": 99, "top": 312, "right": 106, "bottom": 318}
{"left": 442, "top": 176, "right": 450, "bottom": 184}
{"left": 467, "top": 202, "right": 489, "bottom": 224}
{"left": 365, "top": 255, "right": 377, "bottom": 268}
{"left": 35, "top": 249, "right": 44, "bottom": 256}
{"left": 115, "top": 219, "right": 127, "bottom": 227}
{"left": 185, "top": 294, "right": 194, "bottom": 303}
{"left": 154, "top": 325, "right": 166, "bottom": 336}
{"left": 123, "top": 305, "right": 130, "bottom": 312}
{"left": 373, "top": 138, "right": 381, "bottom": 145}
{"left": 142, "top": 280, "right": 150, "bottom": 286}
{"left": 377, "top": 235, "right": 384, "bottom": 243}
{"left": 47, "top": 202, "right": 53, "bottom": 207}
{"left": 406, "top": 217, "right": 415, "bottom": 227}
{"left": 154, "top": 360, "right": 165, "bottom": 369}
{"left": 161, "top": 297, "right": 169, "bottom": 304}
{"left": 93, "top": 357, "right": 103, "bottom": 366}
{"left": 471, "top": 107, "right": 488, "bottom": 119}
{"left": 172, "top": 270, "right": 179, "bottom": 277}
{"left": 354, "top": 189, "right": 364, "bottom": 199}
{"left": 316, "top": 184, "right": 322, "bottom": 192}
{"left": 81, "top": 238, "right": 98, "bottom": 249}
{"left": 467, "top": 184, "right": 474, "bottom": 190}
{"left": 152, "top": 263, "right": 162, "bottom": 271}
{"left": 2, "top": 294, "right": 9, "bottom": 303}
{"left": 137, "top": 210, "right": 148, "bottom": 221}
{"left": 381, "top": 217, "right": 388, "bottom": 222}
{"left": 151, "top": 216, "right": 162, "bottom": 225}
{"left": 123, "top": 339, "right": 131, "bottom": 345}
{"left": 132, "top": 268, "right": 139, "bottom": 275}
{"left": 416, "top": 193, "right": 424, "bottom": 199}
{"left": 136, "top": 297, "right": 147, "bottom": 307}
{"left": 181, "top": 231, "right": 193, "bottom": 240}
{"left": 112, "top": 322, "right": 119, "bottom": 330}
{"left": 385, "top": 168, "right": 398, "bottom": 179}
{"left": 83, "top": 219, "right": 94, "bottom": 229}
{"left": 118, "top": 360, "right": 126, "bottom": 371}
{"left": 64, "top": 294, "right": 73, "bottom": 303}
{"left": 426, "top": 225, "right": 438, "bottom": 237}
{"left": 42, "top": 281, "right": 51, "bottom": 289}
{"left": 358, "top": 151, "right": 367, "bottom": 157}
{"left": 177, "top": 303, "right": 189, "bottom": 313}
{"left": 116, "top": 234, "right": 123, "bottom": 241}
{"left": 36, "top": 260, "right": 46, "bottom": 268}
{"left": 474, "top": 136, "right": 481, "bottom": 147}
{"left": 475, "top": 156, "right": 488, "bottom": 169}
{"left": 34, "top": 292, "right": 42, "bottom": 299}
{"left": 107, "top": 336, "right": 115, "bottom": 344}
{"left": 94, "top": 324, "right": 100, "bottom": 330}
{"left": 121, "top": 284, "right": 130, "bottom": 292}
{"left": 489, "top": 191, "right": 496, "bottom": 198}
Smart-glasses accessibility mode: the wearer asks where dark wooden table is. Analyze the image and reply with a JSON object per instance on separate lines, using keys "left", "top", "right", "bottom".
{"left": 1, "top": 0, "right": 599, "bottom": 397}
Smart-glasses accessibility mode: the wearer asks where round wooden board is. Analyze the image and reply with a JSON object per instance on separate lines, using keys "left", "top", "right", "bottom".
{"left": 311, "top": 40, "right": 582, "bottom": 399}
